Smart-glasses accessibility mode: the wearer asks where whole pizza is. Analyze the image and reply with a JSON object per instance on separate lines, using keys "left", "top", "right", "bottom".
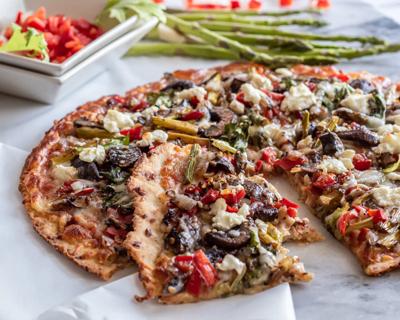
{"left": 19, "top": 62, "right": 400, "bottom": 303}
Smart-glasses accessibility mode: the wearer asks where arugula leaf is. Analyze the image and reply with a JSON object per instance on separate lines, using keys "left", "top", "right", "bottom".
{"left": 222, "top": 117, "right": 251, "bottom": 151}
{"left": 0, "top": 24, "right": 49, "bottom": 61}
{"left": 97, "top": 0, "right": 166, "bottom": 27}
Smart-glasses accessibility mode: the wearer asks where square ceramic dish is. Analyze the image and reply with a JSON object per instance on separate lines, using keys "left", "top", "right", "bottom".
{"left": 0, "top": 0, "right": 140, "bottom": 76}
{"left": 0, "top": 17, "right": 158, "bottom": 103}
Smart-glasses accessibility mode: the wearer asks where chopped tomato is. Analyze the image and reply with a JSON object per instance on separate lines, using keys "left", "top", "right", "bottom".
{"left": 337, "top": 211, "right": 358, "bottom": 236}
{"left": 181, "top": 111, "right": 204, "bottom": 121}
{"left": 287, "top": 207, "right": 297, "bottom": 218}
{"left": 26, "top": 16, "right": 46, "bottom": 31}
{"left": 314, "top": 0, "right": 331, "bottom": 9}
{"left": 274, "top": 157, "right": 305, "bottom": 171}
{"left": 120, "top": 126, "right": 142, "bottom": 141}
{"left": 230, "top": 0, "right": 241, "bottom": 9}
{"left": 221, "top": 188, "right": 246, "bottom": 205}
{"left": 352, "top": 154, "right": 372, "bottom": 171}
{"left": 193, "top": 250, "right": 217, "bottom": 287}
{"left": 281, "top": 198, "right": 300, "bottom": 209}
{"left": 367, "top": 208, "right": 387, "bottom": 224}
{"left": 201, "top": 189, "right": 220, "bottom": 204}
{"left": 312, "top": 173, "right": 336, "bottom": 190}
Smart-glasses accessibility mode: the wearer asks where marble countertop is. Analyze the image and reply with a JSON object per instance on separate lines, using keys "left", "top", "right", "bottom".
{"left": 0, "top": 1, "right": 399, "bottom": 319}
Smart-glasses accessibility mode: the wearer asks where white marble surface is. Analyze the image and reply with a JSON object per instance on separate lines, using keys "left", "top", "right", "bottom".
{"left": 1, "top": 1, "right": 400, "bottom": 319}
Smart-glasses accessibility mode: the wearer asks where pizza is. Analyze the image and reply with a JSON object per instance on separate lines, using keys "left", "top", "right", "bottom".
{"left": 19, "top": 61, "right": 400, "bottom": 303}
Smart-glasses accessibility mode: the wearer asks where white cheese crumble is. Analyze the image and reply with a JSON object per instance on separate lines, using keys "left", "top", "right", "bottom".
{"left": 275, "top": 68, "right": 293, "bottom": 77}
{"left": 52, "top": 164, "right": 77, "bottom": 182}
{"left": 339, "top": 149, "right": 355, "bottom": 170}
{"left": 250, "top": 71, "right": 273, "bottom": 90}
{"left": 340, "top": 90, "right": 371, "bottom": 115}
{"left": 103, "top": 109, "right": 135, "bottom": 133}
{"left": 281, "top": 83, "right": 316, "bottom": 112}
{"left": 229, "top": 99, "right": 245, "bottom": 114}
{"left": 217, "top": 254, "right": 246, "bottom": 275}
{"left": 205, "top": 77, "right": 222, "bottom": 92}
{"left": 374, "top": 132, "right": 400, "bottom": 154}
{"left": 175, "top": 87, "right": 207, "bottom": 102}
{"left": 137, "top": 130, "right": 168, "bottom": 147}
{"left": 71, "top": 180, "right": 86, "bottom": 191}
{"left": 79, "top": 145, "right": 106, "bottom": 164}
{"left": 240, "top": 83, "right": 267, "bottom": 105}
{"left": 211, "top": 198, "right": 248, "bottom": 231}
{"left": 372, "top": 186, "right": 400, "bottom": 207}
{"left": 317, "top": 158, "right": 347, "bottom": 174}
{"left": 386, "top": 172, "right": 400, "bottom": 181}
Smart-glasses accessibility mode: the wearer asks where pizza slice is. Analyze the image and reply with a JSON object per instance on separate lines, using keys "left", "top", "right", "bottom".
{"left": 124, "top": 142, "right": 315, "bottom": 303}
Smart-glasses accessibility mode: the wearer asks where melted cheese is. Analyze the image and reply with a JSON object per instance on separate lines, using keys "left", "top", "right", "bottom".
{"left": 240, "top": 83, "right": 267, "bottom": 105}
{"left": 372, "top": 186, "right": 400, "bottom": 207}
{"left": 52, "top": 164, "right": 77, "bottom": 182}
{"left": 103, "top": 109, "right": 135, "bottom": 133}
{"left": 250, "top": 71, "right": 273, "bottom": 90}
{"left": 340, "top": 90, "right": 371, "bottom": 114}
{"left": 137, "top": 130, "right": 168, "bottom": 147}
{"left": 211, "top": 198, "right": 248, "bottom": 230}
{"left": 176, "top": 87, "right": 207, "bottom": 102}
{"left": 217, "top": 254, "right": 246, "bottom": 275}
{"left": 317, "top": 158, "right": 347, "bottom": 174}
{"left": 281, "top": 83, "right": 316, "bottom": 112}
{"left": 374, "top": 132, "right": 400, "bottom": 154}
{"left": 79, "top": 145, "right": 106, "bottom": 164}
{"left": 229, "top": 99, "right": 245, "bottom": 114}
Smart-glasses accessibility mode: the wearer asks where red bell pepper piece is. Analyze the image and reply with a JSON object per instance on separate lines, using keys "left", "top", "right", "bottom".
{"left": 279, "top": 0, "right": 293, "bottom": 7}
{"left": 312, "top": 173, "right": 336, "bottom": 190}
{"left": 337, "top": 211, "right": 358, "bottom": 236}
{"left": 181, "top": 111, "right": 204, "bottom": 121}
{"left": 230, "top": 0, "right": 241, "bottom": 9}
{"left": 315, "top": 0, "right": 331, "bottom": 9}
{"left": 332, "top": 73, "right": 350, "bottom": 83}
{"left": 352, "top": 153, "right": 372, "bottom": 171}
{"left": 274, "top": 157, "right": 305, "bottom": 171}
{"left": 186, "top": 268, "right": 202, "bottom": 296}
{"left": 189, "top": 96, "right": 200, "bottom": 107}
{"left": 15, "top": 10, "right": 24, "bottom": 25}
{"left": 132, "top": 100, "right": 148, "bottom": 112}
{"left": 226, "top": 205, "right": 239, "bottom": 213}
{"left": 120, "top": 126, "right": 142, "bottom": 141}
{"left": 262, "top": 90, "right": 285, "bottom": 102}
{"left": 193, "top": 250, "right": 217, "bottom": 287}
{"left": 221, "top": 189, "right": 246, "bottom": 206}
{"left": 185, "top": 185, "right": 201, "bottom": 194}
{"left": 287, "top": 207, "right": 297, "bottom": 218}
{"left": 368, "top": 208, "right": 387, "bottom": 224}
{"left": 255, "top": 160, "right": 263, "bottom": 173}
{"left": 74, "top": 187, "right": 94, "bottom": 197}
{"left": 281, "top": 198, "right": 300, "bottom": 209}
{"left": 26, "top": 16, "right": 47, "bottom": 32}
{"left": 175, "top": 255, "right": 194, "bottom": 272}
{"left": 201, "top": 189, "right": 220, "bottom": 204}
{"left": 261, "top": 147, "right": 276, "bottom": 164}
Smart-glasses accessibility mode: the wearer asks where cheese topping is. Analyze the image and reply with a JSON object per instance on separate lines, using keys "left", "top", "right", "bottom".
{"left": 339, "top": 149, "right": 355, "bottom": 170}
{"left": 79, "top": 145, "right": 106, "bottom": 164}
{"left": 317, "top": 158, "right": 348, "bottom": 174}
{"left": 250, "top": 71, "right": 273, "bottom": 90}
{"left": 281, "top": 83, "right": 316, "bottom": 112}
{"left": 211, "top": 198, "right": 248, "bottom": 230}
{"left": 240, "top": 83, "right": 267, "bottom": 105}
{"left": 52, "top": 164, "right": 77, "bottom": 182}
{"left": 103, "top": 109, "right": 135, "bottom": 133}
{"left": 176, "top": 87, "right": 207, "bottom": 102}
{"left": 229, "top": 99, "right": 245, "bottom": 114}
{"left": 372, "top": 186, "right": 400, "bottom": 207}
{"left": 340, "top": 90, "right": 371, "bottom": 114}
{"left": 374, "top": 132, "right": 400, "bottom": 154}
{"left": 275, "top": 68, "right": 293, "bottom": 77}
{"left": 137, "top": 130, "right": 168, "bottom": 147}
{"left": 217, "top": 254, "right": 246, "bottom": 275}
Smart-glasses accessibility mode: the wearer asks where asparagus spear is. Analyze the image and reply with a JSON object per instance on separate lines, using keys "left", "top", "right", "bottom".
{"left": 175, "top": 13, "right": 327, "bottom": 27}
{"left": 199, "top": 21, "right": 386, "bottom": 45}
{"left": 127, "top": 42, "right": 339, "bottom": 65}
{"left": 167, "top": 8, "right": 322, "bottom": 17}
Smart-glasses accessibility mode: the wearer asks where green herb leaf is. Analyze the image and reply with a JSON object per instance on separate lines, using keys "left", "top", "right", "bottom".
{"left": 185, "top": 144, "right": 201, "bottom": 183}
{"left": 369, "top": 91, "right": 386, "bottom": 119}
{"left": 0, "top": 24, "right": 49, "bottom": 61}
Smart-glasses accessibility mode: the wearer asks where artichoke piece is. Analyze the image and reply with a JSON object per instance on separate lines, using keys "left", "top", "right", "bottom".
{"left": 153, "top": 116, "right": 198, "bottom": 135}
{"left": 51, "top": 150, "right": 76, "bottom": 166}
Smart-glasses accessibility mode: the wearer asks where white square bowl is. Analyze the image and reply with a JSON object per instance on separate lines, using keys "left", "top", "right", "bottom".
{"left": 0, "top": 0, "right": 140, "bottom": 76}
{"left": 0, "top": 17, "right": 158, "bottom": 103}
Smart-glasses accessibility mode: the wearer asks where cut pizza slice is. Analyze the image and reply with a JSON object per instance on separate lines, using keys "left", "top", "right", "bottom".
{"left": 124, "top": 142, "right": 316, "bottom": 303}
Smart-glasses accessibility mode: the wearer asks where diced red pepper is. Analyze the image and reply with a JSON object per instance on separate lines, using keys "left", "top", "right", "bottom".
{"left": 255, "top": 159, "right": 263, "bottom": 172}
{"left": 201, "top": 189, "right": 220, "bottom": 204}
{"left": 368, "top": 208, "right": 387, "bottom": 224}
{"left": 287, "top": 207, "right": 297, "bottom": 218}
{"left": 230, "top": 0, "right": 241, "bottom": 9}
{"left": 312, "top": 173, "right": 336, "bottom": 190}
{"left": 261, "top": 147, "right": 276, "bottom": 164}
{"left": 236, "top": 92, "right": 251, "bottom": 107}
{"left": 175, "top": 255, "right": 194, "bottom": 272}
{"left": 189, "top": 96, "right": 200, "bottom": 107}
{"left": 132, "top": 100, "right": 148, "bottom": 112}
{"left": 332, "top": 73, "right": 350, "bottom": 83}
{"left": 358, "top": 227, "right": 370, "bottom": 242}
{"left": 274, "top": 157, "right": 305, "bottom": 171}
{"left": 337, "top": 211, "right": 358, "bottom": 236}
{"left": 281, "top": 198, "right": 300, "bottom": 209}
{"left": 26, "top": 16, "right": 46, "bottom": 32}
{"left": 74, "top": 187, "right": 94, "bottom": 197}
{"left": 120, "top": 126, "right": 142, "bottom": 141}
{"left": 226, "top": 205, "right": 239, "bottom": 213}
{"left": 221, "top": 188, "right": 246, "bottom": 206}
{"left": 34, "top": 7, "right": 47, "bottom": 20}
{"left": 181, "top": 111, "right": 204, "bottom": 121}
{"left": 315, "top": 0, "right": 331, "bottom": 9}
{"left": 193, "top": 250, "right": 217, "bottom": 287}
{"left": 352, "top": 154, "right": 372, "bottom": 171}
{"left": 262, "top": 90, "right": 285, "bottom": 102}
{"left": 279, "top": 0, "right": 293, "bottom": 7}
{"left": 186, "top": 268, "right": 202, "bottom": 296}
{"left": 15, "top": 10, "right": 24, "bottom": 25}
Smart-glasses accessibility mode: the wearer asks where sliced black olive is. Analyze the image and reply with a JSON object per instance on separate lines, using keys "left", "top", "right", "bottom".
{"left": 208, "top": 157, "right": 235, "bottom": 174}
{"left": 349, "top": 79, "right": 374, "bottom": 93}
{"left": 336, "top": 127, "right": 379, "bottom": 146}
{"left": 162, "top": 80, "right": 194, "bottom": 92}
{"left": 230, "top": 78, "right": 245, "bottom": 93}
{"left": 71, "top": 158, "right": 101, "bottom": 180}
{"left": 73, "top": 119, "right": 103, "bottom": 129}
{"left": 165, "top": 215, "right": 200, "bottom": 254}
{"left": 205, "top": 227, "right": 250, "bottom": 250}
{"left": 319, "top": 132, "right": 344, "bottom": 156}
{"left": 106, "top": 145, "right": 142, "bottom": 168}
{"left": 242, "top": 180, "right": 263, "bottom": 200}
{"left": 250, "top": 202, "right": 278, "bottom": 222}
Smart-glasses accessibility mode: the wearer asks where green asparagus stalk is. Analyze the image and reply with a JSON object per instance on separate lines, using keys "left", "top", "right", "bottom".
{"left": 127, "top": 42, "right": 339, "bottom": 66}
{"left": 175, "top": 13, "right": 327, "bottom": 27}
{"left": 167, "top": 8, "right": 322, "bottom": 17}
{"left": 199, "top": 21, "right": 386, "bottom": 45}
